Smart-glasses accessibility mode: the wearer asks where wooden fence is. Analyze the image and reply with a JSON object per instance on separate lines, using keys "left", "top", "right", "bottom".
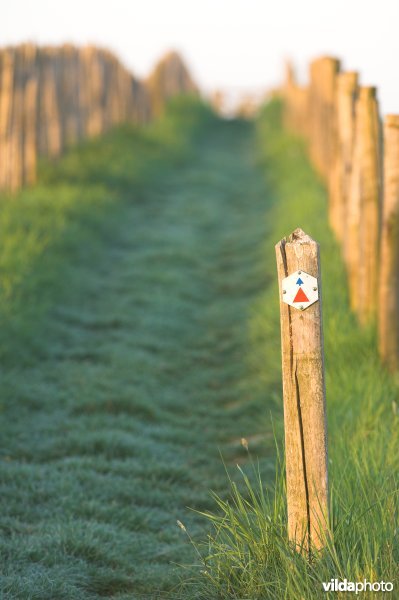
{"left": 282, "top": 56, "right": 399, "bottom": 371}
{"left": 0, "top": 44, "right": 197, "bottom": 193}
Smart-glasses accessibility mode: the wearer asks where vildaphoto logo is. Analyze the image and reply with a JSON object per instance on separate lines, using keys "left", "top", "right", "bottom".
{"left": 322, "top": 579, "right": 393, "bottom": 594}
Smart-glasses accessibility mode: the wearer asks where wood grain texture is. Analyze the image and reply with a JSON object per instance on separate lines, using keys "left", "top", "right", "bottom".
{"left": 275, "top": 228, "right": 329, "bottom": 553}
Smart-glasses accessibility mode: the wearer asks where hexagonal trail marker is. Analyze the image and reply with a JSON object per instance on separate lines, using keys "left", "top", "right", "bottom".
{"left": 282, "top": 270, "right": 319, "bottom": 310}
{"left": 275, "top": 228, "right": 329, "bottom": 555}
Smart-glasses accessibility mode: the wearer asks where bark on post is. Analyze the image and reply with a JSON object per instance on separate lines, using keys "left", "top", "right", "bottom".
{"left": 276, "top": 228, "right": 329, "bottom": 554}
{"left": 378, "top": 115, "right": 399, "bottom": 370}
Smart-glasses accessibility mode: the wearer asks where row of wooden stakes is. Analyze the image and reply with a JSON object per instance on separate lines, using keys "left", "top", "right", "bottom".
{"left": 0, "top": 44, "right": 197, "bottom": 193}
{"left": 283, "top": 57, "right": 399, "bottom": 371}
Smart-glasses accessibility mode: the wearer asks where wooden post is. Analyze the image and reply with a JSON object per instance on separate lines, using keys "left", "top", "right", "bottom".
{"left": 0, "top": 49, "right": 15, "bottom": 191}
{"left": 378, "top": 115, "right": 399, "bottom": 370}
{"left": 308, "top": 57, "right": 340, "bottom": 178}
{"left": 276, "top": 228, "right": 329, "bottom": 553}
{"left": 329, "top": 71, "right": 358, "bottom": 243}
{"left": 22, "top": 44, "right": 39, "bottom": 186}
{"left": 345, "top": 101, "right": 362, "bottom": 314}
{"left": 23, "top": 76, "right": 38, "bottom": 186}
{"left": 9, "top": 48, "right": 24, "bottom": 192}
{"left": 283, "top": 60, "right": 309, "bottom": 138}
{"left": 346, "top": 86, "right": 381, "bottom": 322}
{"left": 38, "top": 49, "right": 62, "bottom": 159}
{"left": 358, "top": 87, "right": 381, "bottom": 325}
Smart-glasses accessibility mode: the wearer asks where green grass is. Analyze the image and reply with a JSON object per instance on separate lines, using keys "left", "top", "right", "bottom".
{"left": 1, "top": 96, "right": 397, "bottom": 599}
{"left": 182, "top": 101, "right": 399, "bottom": 598}
{"left": 0, "top": 99, "right": 279, "bottom": 599}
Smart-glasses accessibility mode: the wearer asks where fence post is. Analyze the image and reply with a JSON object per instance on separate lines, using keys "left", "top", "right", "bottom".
{"left": 275, "top": 228, "right": 329, "bottom": 554}
{"left": 329, "top": 71, "right": 358, "bottom": 243}
{"left": 22, "top": 45, "right": 39, "bottom": 187}
{"left": 308, "top": 56, "right": 340, "bottom": 178}
{"left": 10, "top": 48, "right": 24, "bottom": 192}
{"left": 345, "top": 86, "right": 381, "bottom": 320}
{"left": 378, "top": 115, "right": 399, "bottom": 370}
{"left": 358, "top": 87, "right": 382, "bottom": 325}
{"left": 0, "top": 49, "right": 15, "bottom": 190}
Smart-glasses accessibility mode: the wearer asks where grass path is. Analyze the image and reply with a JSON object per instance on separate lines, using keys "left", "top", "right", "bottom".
{"left": 1, "top": 111, "right": 279, "bottom": 598}
{"left": 3, "top": 101, "right": 397, "bottom": 600}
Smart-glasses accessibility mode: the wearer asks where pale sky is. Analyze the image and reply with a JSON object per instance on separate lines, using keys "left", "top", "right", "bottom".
{"left": 2, "top": 0, "right": 399, "bottom": 114}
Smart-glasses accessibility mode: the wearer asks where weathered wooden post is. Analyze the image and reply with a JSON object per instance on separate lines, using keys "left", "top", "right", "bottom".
{"left": 329, "top": 71, "right": 358, "bottom": 243}
{"left": 23, "top": 45, "right": 39, "bottom": 187}
{"left": 276, "top": 228, "right": 329, "bottom": 553}
{"left": 283, "top": 60, "right": 296, "bottom": 132}
{"left": 345, "top": 87, "right": 381, "bottom": 320}
{"left": 308, "top": 56, "right": 340, "bottom": 179}
{"left": 378, "top": 115, "right": 399, "bottom": 370}
{"left": 38, "top": 49, "right": 62, "bottom": 159}
{"left": 357, "top": 87, "right": 382, "bottom": 325}
{"left": 9, "top": 47, "right": 24, "bottom": 192}
{"left": 0, "top": 49, "right": 15, "bottom": 191}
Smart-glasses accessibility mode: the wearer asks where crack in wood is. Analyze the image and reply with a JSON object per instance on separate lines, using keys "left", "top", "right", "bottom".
{"left": 294, "top": 363, "right": 311, "bottom": 555}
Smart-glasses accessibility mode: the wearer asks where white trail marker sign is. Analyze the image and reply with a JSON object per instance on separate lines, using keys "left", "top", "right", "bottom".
{"left": 282, "top": 270, "right": 319, "bottom": 310}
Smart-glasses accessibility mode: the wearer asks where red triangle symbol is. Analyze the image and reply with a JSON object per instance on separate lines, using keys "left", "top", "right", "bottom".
{"left": 293, "top": 287, "right": 309, "bottom": 303}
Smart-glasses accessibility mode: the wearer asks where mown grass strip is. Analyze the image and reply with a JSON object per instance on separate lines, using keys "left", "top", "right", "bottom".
{"left": 0, "top": 101, "right": 278, "bottom": 599}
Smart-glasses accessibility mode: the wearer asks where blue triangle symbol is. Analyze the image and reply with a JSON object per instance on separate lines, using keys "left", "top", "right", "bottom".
{"left": 296, "top": 278, "right": 304, "bottom": 285}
